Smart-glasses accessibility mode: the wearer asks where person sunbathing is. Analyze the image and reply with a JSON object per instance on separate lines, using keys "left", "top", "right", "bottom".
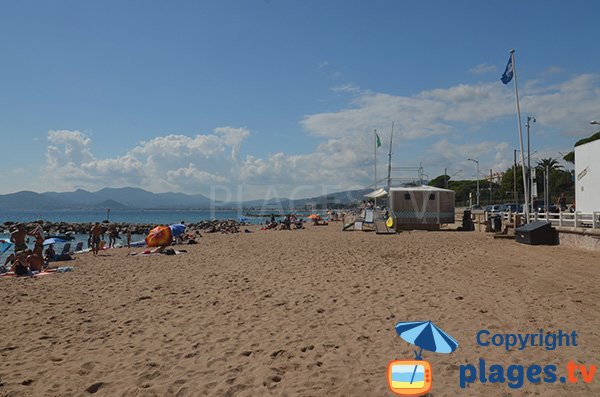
{"left": 2, "top": 253, "right": 16, "bottom": 272}
{"left": 26, "top": 251, "right": 44, "bottom": 272}
{"left": 11, "top": 251, "right": 30, "bottom": 276}
{"left": 44, "top": 244, "right": 56, "bottom": 262}
{"left": 312, "top": 216, "right": 329, "bottom": 226}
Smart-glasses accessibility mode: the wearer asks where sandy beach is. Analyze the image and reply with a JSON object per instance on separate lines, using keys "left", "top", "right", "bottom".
{"left": 1, "top": 224, "right": 599, "bottom": 396}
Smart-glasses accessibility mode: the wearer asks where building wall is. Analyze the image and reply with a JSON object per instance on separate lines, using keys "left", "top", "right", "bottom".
{"left": 575, "top": 139, "right": 600, "bottom": 213}
{"left": 389, "top": 189, "right": 455, "bottom": 230}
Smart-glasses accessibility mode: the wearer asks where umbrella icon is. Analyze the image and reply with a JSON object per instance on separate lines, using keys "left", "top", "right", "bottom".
{"left": 395, "top": 321, "right": 458, "bottom": 384}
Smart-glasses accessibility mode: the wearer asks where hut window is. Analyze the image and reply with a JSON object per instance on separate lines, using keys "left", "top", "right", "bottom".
{"left": 429, "top": 193, "right": 435, "bottom": 200}
{"left": 404, "top": 193, "right": 410, "bottom": 200}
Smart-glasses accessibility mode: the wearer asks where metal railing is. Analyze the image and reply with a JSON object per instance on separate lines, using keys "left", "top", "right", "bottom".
{"left": 492, "top": 210, "right": 600, "bottom": 229}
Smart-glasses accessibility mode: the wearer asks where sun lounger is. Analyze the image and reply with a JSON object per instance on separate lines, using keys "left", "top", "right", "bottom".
{"left": 59, "top": 243, "right": 71, "bottom": 256}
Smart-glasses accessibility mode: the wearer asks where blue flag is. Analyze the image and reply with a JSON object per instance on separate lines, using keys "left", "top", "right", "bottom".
{"left": 501, "top": 55, "right": 513, "bottom": 84}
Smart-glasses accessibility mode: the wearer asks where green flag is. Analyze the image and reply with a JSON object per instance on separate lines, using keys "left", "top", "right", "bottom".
{"left": 375, "top": 132, "right": 382, "bottom": 148}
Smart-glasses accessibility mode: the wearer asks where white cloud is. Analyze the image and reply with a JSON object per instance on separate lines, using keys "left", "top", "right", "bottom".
{"left": 42, "top": 127, "right": 249, "bottom": 195}
{"left": 36, "top": 73, "right": 600, "bottom": 199}
{"left": 469, "top": 63, "right": 498, "bottom": 75}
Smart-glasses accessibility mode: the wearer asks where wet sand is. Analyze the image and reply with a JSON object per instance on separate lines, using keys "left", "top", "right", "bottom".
{"left": 1, "top": 224, "right": 599, "bottom": 396}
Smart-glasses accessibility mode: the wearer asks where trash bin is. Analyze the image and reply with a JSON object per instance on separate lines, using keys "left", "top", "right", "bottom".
{"left": 491, "top": 215, "right": 502, "bottom": 232}
{"left": 462, "top": 210, "right": 474, "bottom": 231}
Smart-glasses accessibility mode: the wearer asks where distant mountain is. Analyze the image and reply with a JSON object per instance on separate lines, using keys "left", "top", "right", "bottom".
{"left": 242, "top": 188, "right": 371, "bottom": 209}
{"left": 0, "top": 187, "right": 213, "bottom": 210}
{"left": 91, "top": 199, "right": 130, "bottom": 210}
{"left": 0, "top": 187, "right": 371, "bottom": 211}
{"left": 43, "top": 189, "right": 102, "bottom": 206}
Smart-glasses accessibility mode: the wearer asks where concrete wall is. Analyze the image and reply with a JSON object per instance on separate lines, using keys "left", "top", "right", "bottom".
{"left": 575, "top": 139, "right": 600, "bottom": 213}
{"left": 557, "top": 227, "right": 600, "bottom": 251}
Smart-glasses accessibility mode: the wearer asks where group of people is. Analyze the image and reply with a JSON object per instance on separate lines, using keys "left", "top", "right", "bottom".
{"left": 203, "top": 221, "right": 239, "bottom": 234}
{"left": 88, "top": 222, "right": 133, "bottom": 255}
{"left": 262, "top": 214, "right": 306, "bottom": 230}
{"left": 2, "top": 222, "right": 47, "bottom": 276}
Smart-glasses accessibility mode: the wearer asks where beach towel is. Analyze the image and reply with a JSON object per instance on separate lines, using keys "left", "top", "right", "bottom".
{"left": 0, "top": 267, "right": 74, "bottom": 279}
{"left": 130, "top": 249, "right": 187, "bottom": 256}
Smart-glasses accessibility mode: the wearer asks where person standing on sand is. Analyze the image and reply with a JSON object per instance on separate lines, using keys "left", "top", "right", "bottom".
{"left": 30, "top": 223, "right": 44, "bottom": 258}
{"left": 30, "top": 221, "right": 44, "bottom": 240}
{"left": 10, "top": 225, "right": 28, "bottom": 253}
{"left": 557, "top": 192, "right": 567, "bottom": 212}
{"left": 90, "top": 222, "right": 103, "bottom": 256}
{"left": 108, "top": 224, "right": 117, "bottom": 248}
{"left": 126, "top": 227, "right": 132, "bottom": 248}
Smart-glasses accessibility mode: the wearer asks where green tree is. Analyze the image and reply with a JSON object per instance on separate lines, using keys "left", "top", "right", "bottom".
{"left": 500, "top": 165, "right": 525, "bottom": 201}
{"left": 562, "top": 131, "right": 600, "bottom": 164}
{"left": 536, "top": 157, "right": 563, "bottom": 171}
{"left": 428, "top": 175, "right": 448, "bottom": 188}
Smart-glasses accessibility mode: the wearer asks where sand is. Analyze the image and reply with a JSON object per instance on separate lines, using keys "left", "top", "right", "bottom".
{"left": 1, "top": 224, "right": 599, "bottom": 397}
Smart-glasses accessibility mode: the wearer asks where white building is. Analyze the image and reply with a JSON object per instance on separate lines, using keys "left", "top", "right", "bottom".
{"left": 575, "top": 139, "right": 600, "bottom": 212}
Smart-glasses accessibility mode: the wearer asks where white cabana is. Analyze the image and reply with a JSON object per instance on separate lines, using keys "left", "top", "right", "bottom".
{"left": 364, "top": 188, "right": 388, "bottom": 198}
{"left": 389, "top": 186, "right": 455, "bottom": 230}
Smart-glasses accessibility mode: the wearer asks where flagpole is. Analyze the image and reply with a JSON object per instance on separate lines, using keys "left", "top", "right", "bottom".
{"left": 374, "top": 129, "right": 377, "bottom": 207}
{"left": 510, "top": 49, "right": 530, "bottom": 223}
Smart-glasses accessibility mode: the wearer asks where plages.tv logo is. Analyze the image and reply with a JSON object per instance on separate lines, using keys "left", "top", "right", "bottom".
{"left": 388, "top": 321, "right": 459, "bottom": 396}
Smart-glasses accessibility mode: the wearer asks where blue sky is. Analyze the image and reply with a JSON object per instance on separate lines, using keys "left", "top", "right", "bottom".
{"left": 1, "top": 0, "right": 599, "bottom": 200}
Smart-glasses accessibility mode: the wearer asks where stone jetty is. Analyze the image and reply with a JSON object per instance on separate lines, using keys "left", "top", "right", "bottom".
{"left": 1, "top": 219, "right": 248, "bottom": 237}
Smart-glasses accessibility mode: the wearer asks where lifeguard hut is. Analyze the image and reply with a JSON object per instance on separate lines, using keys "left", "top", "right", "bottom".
{"left": 389, "top": 186, "right": 455, "bottom": 231}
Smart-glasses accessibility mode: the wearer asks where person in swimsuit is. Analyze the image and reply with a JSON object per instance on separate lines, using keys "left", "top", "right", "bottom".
{"left": 2, "top": 253, "right": 16, "bottom": 272}
{"left": 12, "top": 251, "right": 30, "bottom": 276}
{"left": 44, "top": 244, "right": 56, "bottom": 262}
{"left": 31, "top": 227, "right": 44, "bottom": 258}
{"left": 26, "top": 250, "right": 44, "bottom": 272}
{"left": 10, "top": 225, "right": 28, "bottom": 253}
{"left": 90, "top": 222, "right": 103, "bottom": 256}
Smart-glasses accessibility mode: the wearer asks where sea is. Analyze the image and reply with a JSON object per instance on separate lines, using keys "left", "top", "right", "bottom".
{"left": 0, "top": 209, "right": 255, "bottom": 225}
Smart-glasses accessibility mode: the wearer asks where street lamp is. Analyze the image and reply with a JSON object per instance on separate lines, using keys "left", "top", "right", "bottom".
{"left": 467, "top": 158, "right": 480, "bottom": 207}
{"left": 591, "top": 120, "right": 600, "bottom": 125}
{"left": 525, "top": 116, "right": 536, "bottom": 212}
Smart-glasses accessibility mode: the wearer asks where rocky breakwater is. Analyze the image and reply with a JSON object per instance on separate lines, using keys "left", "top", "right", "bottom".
{"left": 1, "top": 219, "right": 248, "bottom": 237}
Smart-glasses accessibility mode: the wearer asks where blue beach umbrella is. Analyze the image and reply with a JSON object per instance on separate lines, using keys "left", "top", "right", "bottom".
{"left": 0, "top": 240, "right": 13, "bottom": 269}
{"left": 395, "top": 321, "right": 459, "bottom": 385}
{"left": 43, "top": 237, "right": 66, "bottom": 246}
{"left": 0, "top": 239, "right": 13, "bottom": 254}
{"left": 169, "top": 224, "right": 186, "bottom": 237}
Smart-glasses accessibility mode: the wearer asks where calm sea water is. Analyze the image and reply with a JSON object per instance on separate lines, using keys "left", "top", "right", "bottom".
{"left": 0, "top": 209, "right": 259, "bottom": 225}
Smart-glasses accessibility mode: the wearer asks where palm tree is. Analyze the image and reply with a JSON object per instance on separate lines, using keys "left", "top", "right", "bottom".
{"left": 536, "top": 157, "right": 563, "bottom": 171}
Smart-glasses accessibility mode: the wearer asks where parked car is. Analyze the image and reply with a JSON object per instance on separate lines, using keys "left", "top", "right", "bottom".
{"left": 500, "top": 203, "right": 522, "bottom": 213}
{"left": 486, "top": 204, "right": 502, "bottom": 213}
{"left": 536, "top": 204, "right": 560, "bottom": 213}
{"left": 531, "top": 200, "right": 560, "bottom": 213}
